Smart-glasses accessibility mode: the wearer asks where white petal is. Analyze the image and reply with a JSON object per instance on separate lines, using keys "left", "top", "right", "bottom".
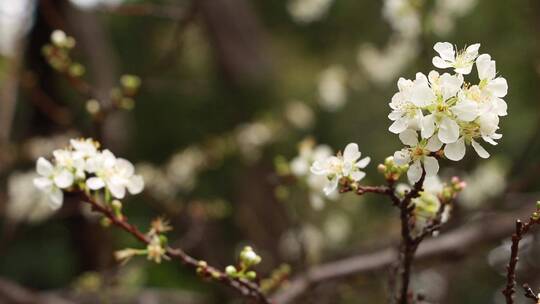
{"left": 465, "top": 43, "right": 480, "bottom": 56}
{"left": 343, "top": 143, "right": 360, "bottom": 162}
{"left": 393, "top": 150, "right": 411, "bottom": 165}
{"left": 438, "top": 117, "right": 460, "bottom": 144}
{"left": 482, "top": 136, "right": 498, "bottom": 146}
{"left": 454, "top": 65, "right": 474, "bottom": 75}
{"left": 108, "top": 181, "right": 126, "bottom": 199}
{"left": 421, "top": 114, "right": 436, "bottom": 139}
{"left": 476, "top": 54, "right": 494, "bottom": 80}
{"left": 399, "top": 129, "right": 419, "bottom": 146}
{"left": 34, "top": 177, "right": 52, "bottom": 190}
{"left": 407, "top": 160, "right": 422, "bottom": 184}
{"left": 451, "top": 101, "right": 478, "bottom": 122}
{"left": 36, "top": 157, "right": 53, "bottom": 176}
{"left": 433, "top": 42, "right": 455, "bottom": 61}
{"left": 487, "top": 77, "right": 508, "bottom": 98}
{"left": 432, "top": 56, "right": 451, "bottom": 69}
{"left": 350, "top": 171, "right": 366, "bottom": 182}
{"left": 423, "top": 156, "right": 439, "bottom": 176}
{"left": 323, "top": 179, "right": 338, "bottom": 196}
{"left": 54, "top": 170, "right": 74, "bottom": 188}
{"left": 494, "top": 98, "right": 508, "bottom": 116}
{"left": 425, "top": 136, "right": 443, "bottom": 152}
{"left": 48, "top": 187, "right": 63, "bottom": 210}
{"left": 389, "top": 118, "right": 409, "bottom": 134}
{"left": 86, "top": 177, "right": 106, "bottom": 190}
{"left": 444, "top": 137, "right": 466, "bottom": 161}
{"left": 472, "top": 139, "right": 490, "bottom": 158}
{"left": 127, "top": 175, "right": 145, "bottom": 194}
{"left": 356, "top": 157, "right": 371, "bottom": 169}
{"left": 410, "top": 84, "right": 436, "bottom": 107}
{"left": 116, "top": 158, "right": 135, "bottom": 176}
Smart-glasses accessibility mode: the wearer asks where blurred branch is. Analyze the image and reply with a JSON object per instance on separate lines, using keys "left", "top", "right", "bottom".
{"left": 0, "top": 277, "right": 75, "bottom": 304}
{"left": 271, "top": 196, "right": 539, "bottom": 304}
{"left": 94, "top": 3, "right": 188, "bottom": 20}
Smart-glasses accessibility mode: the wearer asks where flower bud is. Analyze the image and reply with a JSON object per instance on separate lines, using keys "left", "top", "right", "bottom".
{"left": 225, "top": 265, "right": 237, "bottom": 276}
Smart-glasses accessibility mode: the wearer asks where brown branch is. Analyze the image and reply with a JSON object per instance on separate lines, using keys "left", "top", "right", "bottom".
{"left": 271, "top": 201, "right": 537, "bottom": 303}
{"left": 75, "top": 191, "right": 270, "bottom": 304}
{"left": 502, "top": 215, "right": 540, "bottom": 303}
{"left": 397, "top": 169, "right": 426, "bottom": 304}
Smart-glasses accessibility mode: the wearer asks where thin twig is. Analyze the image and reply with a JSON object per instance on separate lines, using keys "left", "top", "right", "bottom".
{"left": 522, "top": 283, "right": 539, "bottom": 303}
{"left": 75, "top": 191, "right": 270, "bottom": 304}
{"left": 502, "top": 216, "right": 540, "bottom": 304}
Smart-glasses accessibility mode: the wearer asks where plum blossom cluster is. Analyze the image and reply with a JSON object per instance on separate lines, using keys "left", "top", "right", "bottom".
{"left": 33, "top": 138, "right": 144, "bottom": 209}
{"left": 310, "top": 143, "right": 370, "bottom": 196}
{"left": 389, "top": 42, "right": 508, "bottom": 182}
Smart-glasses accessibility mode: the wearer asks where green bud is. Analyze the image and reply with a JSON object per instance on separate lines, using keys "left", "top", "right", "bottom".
{"left": 68, "top": 63, "right": 85, "bottom": 77}
{"left": 536, "top": 201, "right": 540, "bottom": 210}
{"left": 246, "top": 271, "right": 257, "bottom": 280}
{"left": 119, "top": 97, "right": 135, "bottom": 110}
{"left": 100, "top": 217, "right": 111, "bottom": 227}
{"left": 120, "top": 74, "right": 141, "bottom": 95}
{"left": 225, "top": 265, "right": 237, "bottom": 276}
{"left": 532, "top": 212, "right": 540, "bottom": 221}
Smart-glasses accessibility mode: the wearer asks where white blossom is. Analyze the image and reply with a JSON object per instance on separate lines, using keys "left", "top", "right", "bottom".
{"left": 382, "top": 0, "right": 421, "bottom": 38}
{"left": 33, "top": 157, "right": 73, "bottom": 209}
{"left": 7, "top": 171, "right": 56, "bottom": 223}
{"left": 432, "top": 42, "right": 480, "bottom": 75}
{"left": 86, "top": 150, "right": 144, "bottom": 199}
{"left": 310, "top": 143, "right": 370, "bottom": 195}
{"left": 318, "top": 65, "right": 348, "bottom": 111}
{"left": 287, "top": 0, "right": 333, "bottom": 24}
{"left": 33, "top": 138, "right": 145, "bottom": 207}
{"left": 393, "top": 129, "right": 442, "bottom": 183}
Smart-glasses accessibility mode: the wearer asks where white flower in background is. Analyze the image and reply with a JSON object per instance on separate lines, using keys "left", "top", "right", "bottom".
{"left": 0, "top": 0, "right": 35, "bottom": 57}
{"left": 33, "top": 157, "right": 74, "bottom": 208}
{"left": 318, "top": 65, "right": 348, "bottom": 111}
{"left": 432, "top": 42, "right": 480, "bottom": 75}
{"left": 236, "top": 121, "right": 275, "bottom": 162}
{"left": 393, "top": 129, "right": 442, "bottom": 183}
{"left": 358, "top": 37, "right": 418, "bottom": 85}
{"left": 86, "top": 150, "right": 144, "bottom": 199}
{"left": 136, "top": 163, "right": 177, "bottom": 201}
{"left": 166, "top": 147, "right": 206, "bottom": 192}
{"left": 285, "top": 100, "right": 315, "bottom": 130}
{"left": 23, "top": 132, "right": 78, "bottom": 161}
{"left": 7, "top": 171, "right": 56, "bottom": 223}
{"left": 429, "top": 0, "right": 477, "bottom": 36}
{"left": 287, "top": 0, "right": 334, "bottom": 24}
{"left": 460, "top": 159, "right": 506, "bottom": 209}
{"left": 289, "top": 139, "right": 336, "bottom": 209}
{"left": 382, "top": 0, "right": 421, "bottom": 38}
{"left": 310, "top": 143, "right": 370, "bottom": 195}
{"left": 290, "top": 139, "right": 332, "bottom": 177}
{"left": 69, "top": 0, "right": 123, "bottom": 10}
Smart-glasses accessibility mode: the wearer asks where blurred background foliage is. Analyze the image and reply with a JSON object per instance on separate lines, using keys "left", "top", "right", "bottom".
{"left": 0, "top": 0, "right": 540, "bottom": 303}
